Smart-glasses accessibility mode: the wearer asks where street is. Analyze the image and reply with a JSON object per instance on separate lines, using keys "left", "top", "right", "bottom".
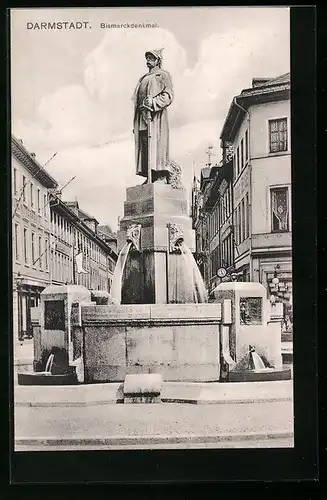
{"left": 14, "top": 400, "right": 294, "bottom": 450}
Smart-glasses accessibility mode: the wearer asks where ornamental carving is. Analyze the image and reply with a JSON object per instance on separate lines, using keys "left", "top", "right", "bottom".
{"left": 167, "top": 223, "right": 184, "bottom": 253}
{"left": 167, "top": 160, "right": 183, "bottom": 189}
{"left": 126, "top": 224, "right": 141, "bottom": 252}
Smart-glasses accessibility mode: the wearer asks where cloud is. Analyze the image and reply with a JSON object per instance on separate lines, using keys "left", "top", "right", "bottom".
{"left": 12, "top": 8, "right": 290, "bottom": 230}
{"left": 24, "top": 119, "right": 220, "bottom": 231}
{"left": 13, "top": 15, "right": 289, "bottom": 152}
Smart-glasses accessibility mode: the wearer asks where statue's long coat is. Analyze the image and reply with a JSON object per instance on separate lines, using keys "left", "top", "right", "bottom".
{"left": 132, "top": 67, "right": 173, "bottom": 177}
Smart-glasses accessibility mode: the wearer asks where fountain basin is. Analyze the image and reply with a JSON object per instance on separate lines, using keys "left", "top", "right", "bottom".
{"left": 17, "top": 372, "right": 78, "bottom": 386}
{"left": 229, "top": 368, "right": 292, "bottom": 383}
{"left": 80, "top": 303, "right": 222, "bottom": 383}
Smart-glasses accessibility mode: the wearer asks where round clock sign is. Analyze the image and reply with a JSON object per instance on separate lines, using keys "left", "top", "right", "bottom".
{"left": 217, "top": 267, "right": 227, "bottom": 278}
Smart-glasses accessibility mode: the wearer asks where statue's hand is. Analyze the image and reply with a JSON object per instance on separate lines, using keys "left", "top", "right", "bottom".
{"left": 143, "top": 96, "right": 153, "bottom": 108}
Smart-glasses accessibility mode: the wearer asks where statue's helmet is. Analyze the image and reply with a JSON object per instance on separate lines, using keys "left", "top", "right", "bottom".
{"left": 145, "top": 48, "right": 164, "bottom": 63}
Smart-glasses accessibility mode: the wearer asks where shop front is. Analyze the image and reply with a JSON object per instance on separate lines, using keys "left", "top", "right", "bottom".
{"left": 16, "top": 281, "right": 45, "bottom": 340}
{"left": 260, "top": 261, "right": 293, "bottom": 334}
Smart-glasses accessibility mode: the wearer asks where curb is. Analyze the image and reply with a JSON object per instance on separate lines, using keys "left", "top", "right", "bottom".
{"left": 14, "top": 396, "right": 292, "bottom": 407}
{"left": 15, "top": 430, "right": 294, "bottom": 447}
{"left": 161, "top": 397, "right": 292, "bottom": 405}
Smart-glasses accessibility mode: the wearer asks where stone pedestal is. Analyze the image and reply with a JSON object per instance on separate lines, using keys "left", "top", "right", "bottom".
{"left": 117, "top": 183, "right": 195, "bottom": 304}
{"left": 37, "top": 285, "right": 92, "bottom": 370}
{"left": 123, "top": 373, "right": 162, "bottom": 403}
{"left": 213, "top": 282, "right": 291, "bottom": 381}
{"left": 213, "top": 283, "right": 271, "bottom": 363}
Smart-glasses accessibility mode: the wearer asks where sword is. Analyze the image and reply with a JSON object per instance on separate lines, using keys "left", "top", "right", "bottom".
{"left": 142, "top": 97, "right": 153, "bottom": 184}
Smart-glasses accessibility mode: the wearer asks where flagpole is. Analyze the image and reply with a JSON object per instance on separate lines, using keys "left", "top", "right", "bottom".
{"left": 73, "top": 228, "right": 77, "bottom": 285}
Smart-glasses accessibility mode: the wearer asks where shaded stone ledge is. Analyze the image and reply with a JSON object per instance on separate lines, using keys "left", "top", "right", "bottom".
{"left": 82, "top": 318, "right": 222, "bottom": 327}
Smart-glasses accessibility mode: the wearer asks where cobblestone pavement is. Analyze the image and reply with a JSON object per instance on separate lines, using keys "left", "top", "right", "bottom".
{"left": 15, "top": 400, "right": 293, "bottom": 449}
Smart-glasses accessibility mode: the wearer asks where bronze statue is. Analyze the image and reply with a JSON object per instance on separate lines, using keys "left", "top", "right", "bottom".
{"left": 132, "top": 48, "right": 174, "bottom": 184}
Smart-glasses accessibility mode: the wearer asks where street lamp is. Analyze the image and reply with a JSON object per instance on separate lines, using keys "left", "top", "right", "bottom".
{"left": 270, "top": 265, "right": 281, "bottom": 303}
{"left": 272, "top": 265, "right": 280, "bottom": 285}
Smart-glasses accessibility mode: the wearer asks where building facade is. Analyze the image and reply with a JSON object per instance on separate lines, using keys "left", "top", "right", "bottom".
{"left": 11, "top": 136, "right": 58, "bottom": 341}
{"left": 192, "top": 158, "right": 235, "bottom": 293}
{"left": 192, "top": 72, "right": 292, "bottom": 329}
{"left": 207, "top": 158, "right": 234, "bottom": 291}
{"left": 220, "top": 73, "right": 292, "bottom": 313}
{"left": 12, "top": 135, "right": 118, "bottom": 343}
{"left": 49, "top": 198, "right": 117, "bottom": 292}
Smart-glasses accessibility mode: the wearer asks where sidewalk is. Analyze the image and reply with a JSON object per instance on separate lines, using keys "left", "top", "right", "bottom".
{"left": 14, "top": 339, "right": 34, "bottom": 366}
{"left": 14, "top": 379, "right": 293, "bottom": 406}
{"left": 14, "top": 399, "right": 294, "bottom": 449}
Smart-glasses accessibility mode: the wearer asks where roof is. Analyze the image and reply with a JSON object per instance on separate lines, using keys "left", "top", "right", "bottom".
{"left": 51, "top": 196, "right": 117, "bottom": 259}
{"left": 253, "top": 72, "right": 290, "bottom": 88}
{"left": 11, "top": 135, "right": 58, "bottom": 189}
{"left": 203, "top": 159, "right": 233, "bottom": 209}
{"left": 65, "top": 201, "right": 98, "bottom": 224}
{"left": 98, "top": 225, "right": 116, "bottom": 239}
{"left": 220, "top": 72, "right": 290, "bottom": 142}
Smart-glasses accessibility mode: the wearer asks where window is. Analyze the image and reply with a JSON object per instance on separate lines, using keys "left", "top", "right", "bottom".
{"left": 37, "top": 189, "right": 41, "bottom": 213}
{"left": 241, "top": 198, "right": 245, "bottom": 242}
{"left": 245, "top": 193, "right": 249, "bottom": 238}
{"left": 44, "top": 194, "right": 47, "bottom": 216}
{"left": 236, "top": 147, "right": 240, "bottom": 177}
{"left": 271, "top": 187, "right": 289, "bottom": 232}
{"left": 241, "top": 139, "right": 244, "bottom": 170}
{"left": 38, "top": 236, "right": 42, "bottom": 269}
{"left": 269, "top": 118, "right": 288, "bottom": 153}
{"left": 30, "top": 183, "right": 34, "bottom": 208}
{"left": 22, "top": 176, "right": 27, "bottom": 202}
{"left": 229, "top": 188, "right": 232, "bottom": 217}
{"left": 31, "top": 232, "right": 35, "bottom": 265}
{"left": 14, "top": 223, "right": 19, "bottom": 261}
{"left": 23, "top": 228, "right": 28, "bottom": 263}
{"left": 233, "top": 154, "right": 237, "bottom": 180}
{"left": 237, "top": 205, "right": 241, "bottom": 244}
{"left": 236, "top": 206, "right": 240, "bottom": 245}
{"left": 227, "top": 234, "right": 232, "bottom": 267}
{"left": 245, "top": 130, "right": 249, "bottom": 161}
{"left": 13, "top": 168, "right": 17, "bottom": 195}
{"left": 45, "top": 239, "right": 49, "bottom": 270}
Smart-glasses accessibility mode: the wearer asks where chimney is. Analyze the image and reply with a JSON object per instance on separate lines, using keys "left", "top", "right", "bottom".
{"left": 30, "top": 152, "right": 36, "bottom": 159}
{"left": 252, "top": 78, "right": 271, "bottom": 88}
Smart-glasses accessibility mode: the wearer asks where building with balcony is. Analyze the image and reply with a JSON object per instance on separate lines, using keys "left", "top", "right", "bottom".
{"left": 11, "top": 135, "right": 59, "bottom": 341}
{"left": 220, "top": 72, "right": 292, "bottom": 320}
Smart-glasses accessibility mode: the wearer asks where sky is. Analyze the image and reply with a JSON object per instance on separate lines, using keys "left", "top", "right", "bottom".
{"left": 11, "top": 7, "right": 290, "bottom": 231}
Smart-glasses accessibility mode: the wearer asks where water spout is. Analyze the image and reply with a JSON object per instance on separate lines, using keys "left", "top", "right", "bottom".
{"left": 110, "top": 241, "right": 132, "bottom": 305}
{"left": 178, "top": 242, "right": 208, "bottom": 303}
{"left": 251, "top": 351, "right": 266, "bottom": 370}
{"left": 44, "top": 353, "right": 54, "bottom": 375}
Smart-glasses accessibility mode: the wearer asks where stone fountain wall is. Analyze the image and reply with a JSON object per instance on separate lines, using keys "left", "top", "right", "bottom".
{"left": 80, "top": 303, "right": 222, "bottom": 383}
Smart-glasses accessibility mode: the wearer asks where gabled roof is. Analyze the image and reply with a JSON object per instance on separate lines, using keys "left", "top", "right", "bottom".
{"left": 220, "top": 72, "right": 290, "bottom": 143}
{"left": 65, "top": 201, "right": 98, "bottom": 224}
{"left": 11, "top": 135, "right": 58, "bottom": 189}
